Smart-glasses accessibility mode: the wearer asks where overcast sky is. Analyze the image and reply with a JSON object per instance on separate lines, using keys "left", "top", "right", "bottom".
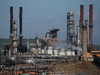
{"left": 0, "top": 0, "right": 100, "bottom": 45}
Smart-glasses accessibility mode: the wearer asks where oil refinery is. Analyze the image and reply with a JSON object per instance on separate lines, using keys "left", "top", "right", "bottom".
{"left": 0, "top": 3, "right": 100, "bottom": 75}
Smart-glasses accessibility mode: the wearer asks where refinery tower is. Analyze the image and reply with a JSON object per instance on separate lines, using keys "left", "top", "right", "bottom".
{"left": 67, "top": 10, "right": 76, "bottom": 45}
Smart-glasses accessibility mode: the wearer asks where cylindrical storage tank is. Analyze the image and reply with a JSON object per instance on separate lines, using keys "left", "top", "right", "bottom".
{"left": 54, "top": 50, "right": 58, "bottom": 56}
{"left": 41, "top": 49, "right": 44, "bottom": 54}
{"left": 82, "top": 26, "right": 87, "bottom": 61}
{"left": 59, "top": 52, "right": 65, "bottom": 56}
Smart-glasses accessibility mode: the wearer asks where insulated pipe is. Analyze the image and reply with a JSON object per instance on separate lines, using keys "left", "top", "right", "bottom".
{"left": 89, "top": 4, "right": 93, "bottom": 47}
{"left": 19, "top": 7, "right": 23, "bottom": 45}
{"left": 80, "top": 5, "right": 84, "bottom": 43}
{"left": 10, "top": 7, "right": 13, "bottom": 45}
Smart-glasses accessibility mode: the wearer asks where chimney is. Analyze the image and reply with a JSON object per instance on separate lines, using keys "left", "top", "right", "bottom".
{"left": 89, "top": 4, "right": 93, "bottom": 47}
{"left": 10, "top": 7, "right": 13, "bottom": 46}
{"left": 19, "top": 7, "right": 23, "bottom": 45}
{"left": 82, "top": 25, "right": 87, "bottom": 61}
{"left": 80, "top": 5, "right": 84, "bottom": 44}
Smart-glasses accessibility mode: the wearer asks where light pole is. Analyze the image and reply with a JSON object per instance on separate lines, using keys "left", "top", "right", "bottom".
{"left": 75, "top": 55, "right": 76, "bottom": 75}
{"left": 35, "top": 55, "right": 37, "bottom": 75}
{"left": 79, "top": 68, "right": 81, "bottom": 74}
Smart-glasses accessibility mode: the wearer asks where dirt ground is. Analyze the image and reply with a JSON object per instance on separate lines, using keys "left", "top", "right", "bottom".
{"left": 47, "top": 61, "right": 100, "bottom": 75}
{"left": 0, "top": 61, "right": 100, "bottom": 75}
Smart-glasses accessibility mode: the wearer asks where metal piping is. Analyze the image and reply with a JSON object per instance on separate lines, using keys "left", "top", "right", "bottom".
{"left": 45, "top": 32, "right": 50, "bottom": 38}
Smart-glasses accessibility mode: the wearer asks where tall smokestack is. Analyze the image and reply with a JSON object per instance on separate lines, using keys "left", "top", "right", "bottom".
{"left": 10, "top": 7, "right": 13, "bottom": 46}
{"left": 80, "top": 5, "right": 84, "bottom": 43}
{"left": 89, "top": 4, "right": 93, "bottom": 47}
{"left": 82, "top": 25, "right": 87, "bottom": 61}
{"left": 19, "top": 7, "right": 23, "bottom": 45}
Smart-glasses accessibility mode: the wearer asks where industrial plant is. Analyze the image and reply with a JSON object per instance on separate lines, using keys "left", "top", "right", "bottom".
{"left": 0, "top": 4, "right": 100, "bottom": 75}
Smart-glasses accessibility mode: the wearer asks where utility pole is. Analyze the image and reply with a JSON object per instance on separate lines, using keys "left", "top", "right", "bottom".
{"left": 35, "top": 55, "right": 37, "bottom": 75}
{"left": 75, "top": 55, "right": 76, "bottom": 75}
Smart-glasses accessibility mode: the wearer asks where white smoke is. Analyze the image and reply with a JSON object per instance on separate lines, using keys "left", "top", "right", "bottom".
{"left": 54, "top": 40, "right": 82, "bottom": 52}
{"left": 71, "top": 45, "right": 82, "bottom": 51}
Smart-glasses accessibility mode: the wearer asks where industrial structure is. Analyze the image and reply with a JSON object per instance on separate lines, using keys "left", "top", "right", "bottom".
{"left": 12, "top": 20, "right": 18, "bottom": 55}
{"left": 66, "top": 4, "right": 97, "bottom": 61}
{"left": 74, "top": 5, "right": 95, "bottom": 51}
{"left": 88, "top": 4, "right": 95, "bottom": 51}
{"left": 10, "top": 7, "right": 13, "bottom": 46}
{"left": 67, "top": 10, "right": 76, "bottom": 45}
{"left": 5, "top": 7, "right": 27, "bottom": 56}
{"left": 77, "top": 20, "right": 82, "bottom": 48}
{"left": 82, "top": 23, "right": 87, "bottom": 61}
{"left": 80, "top": 5, "right": 84, "bottom": 44}
{"left": 0, "top": 4, "right": 100, "bottom": 75}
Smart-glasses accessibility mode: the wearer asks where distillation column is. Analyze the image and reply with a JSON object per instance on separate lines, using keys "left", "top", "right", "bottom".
{"left": 77, "top": 20, "right": 82, "bottom": 47}
{"left": 67, "top": 10, "right": 75, "bottom": 44}
{"left": 13, "top": 21, "right": 18, "bottom": 55}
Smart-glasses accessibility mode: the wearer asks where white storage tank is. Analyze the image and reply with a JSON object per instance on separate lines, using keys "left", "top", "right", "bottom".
{"left": 59, "top": 51, "right": 65, "bottom": 56}
{"left": 66, "top": 50, "right": 75, "bottom": 56}
{"left": 41, "top": 49, "right": 44, "bottom": 54}
{"left": 54, "top": 49, "right": 58, "bottom": 56}
{"left": 44, "top": 47, "right": 58, "bottom": 56}
{"left": 44, "top": 49, "right": 52, "bottom": 55}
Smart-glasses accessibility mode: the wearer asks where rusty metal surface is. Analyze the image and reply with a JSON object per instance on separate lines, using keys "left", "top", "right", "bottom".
{"left": 42, "top": 38, "right": 59, "bottom": 46}
{"left": 88, "top": 4, "right": 95, "bottom": 51}
{"left": 80, "top": 5, "right": 84, "bottom": 44}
